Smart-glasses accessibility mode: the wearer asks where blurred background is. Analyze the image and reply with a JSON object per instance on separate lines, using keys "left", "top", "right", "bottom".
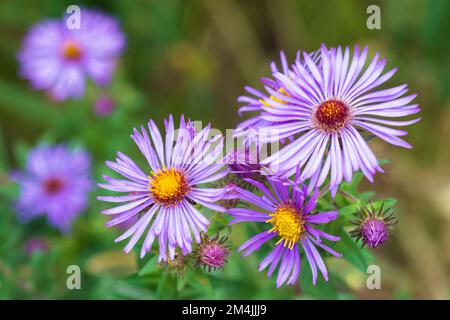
{"left": 0, "top": 0, "right": 449, "bottom": 299}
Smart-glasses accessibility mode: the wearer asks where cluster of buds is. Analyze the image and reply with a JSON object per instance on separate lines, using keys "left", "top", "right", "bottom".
{"left": 158, "top": 232, "right": 231, "bottom": 275}
{"left": 160, "top": 252, "right": 187, "bottom": 277}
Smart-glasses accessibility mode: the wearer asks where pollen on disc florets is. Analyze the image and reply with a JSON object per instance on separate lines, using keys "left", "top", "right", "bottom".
{"left": 148, "top": 167, "right": 190, "bottom": 206}
{"left": 266, "top": 202, "right": 305, "bottom": 249}
{"left": 313, "top": 99, "right": 350, "bottom": 133}
{"left": 43, "top": 176, "right": 65, "bottom": 194}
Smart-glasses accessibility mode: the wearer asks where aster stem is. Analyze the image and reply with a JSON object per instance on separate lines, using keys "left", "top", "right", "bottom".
{"left": 339, "top": 190, "right": 359, "bottom": 202}
{"left": 318, "top": 184, "right": 330, "bottom": 198}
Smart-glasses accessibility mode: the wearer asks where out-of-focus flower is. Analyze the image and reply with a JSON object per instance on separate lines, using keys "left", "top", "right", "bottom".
{"left": 95, "top": 95, "right": 116, "bottom": 116}
{"left": 238, "top": 45, "right": 420, "bottom": 193}
{"left": 98, "top": 115, "right": 228, "bottom": 261}
{"left": 25, "top": 237, "right": 48, "bottom": 256}
{"left": 12, "top": 145, "right": 92, "bottom": 233}
{"left": 18, "top": 9, "right": 125, "bottom": 101}
{"left": 216, "top": 176, "right": 241, "bottom": 208}
{"left": 227, "top": 170, "right": 341, "bottom": 288}
{"left": 193, "top": 232, "right": 230, "bottom": 272}
{"left": 349, "top": 202, "right": 397, "bottom": 248}
{"left": 226, "top": 147, "right": 261, "bottom": 181}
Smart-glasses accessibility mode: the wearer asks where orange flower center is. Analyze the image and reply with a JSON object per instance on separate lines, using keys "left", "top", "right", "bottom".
{"left": 43, "top": 177, "right": 65, "bottom": 194}
{"left": 314, "top": 99, "right": 350, "bottom": 133}
{"left": 62, "top": 41, "right": 82, "bottom": 61}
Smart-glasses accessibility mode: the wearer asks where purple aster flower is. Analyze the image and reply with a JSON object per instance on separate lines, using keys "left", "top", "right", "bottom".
{"left": 226, "top": 146, "right": 261, "bottom": 181}
{"left": 350, "top": 202, "right": 397, "bottom": 248}
{"left": 25, "top": 237, "right": 49, "bottom": 256}
{"left": 239, "top": 45, "right": 420, "bottom": 192}
{"left": 12, "top": 145, "right": 92, "bottom": 233}
{"left": 227, "top": 171, "right": 341, "bottom": 287}
{"left": 193, "top": 232, "right": 230, "bottom": 271}
{"left": 216, "top": 176, "right": 241, "bottom": 208}
{"left": 18, "top": 9, "right": 125, "bottom": 101}
{"left": 95, "top": 95, "right": 116, "bottom": 117}
{"left": 98, "top": 115, "right": 228, "bottom": 261}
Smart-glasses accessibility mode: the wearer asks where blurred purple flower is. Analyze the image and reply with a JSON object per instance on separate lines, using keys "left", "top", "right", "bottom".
{"left": 25, "top": 237, "right": 48, "bottom": 256}
{"left": 226, "top": 147, "right": 261, "bottom": 180}
{"left": 12, "top": 145, "right": 92, "bottom": 233}
{"left": 239, "top": 45, "right": 420, "bottom": 193}
{"left": 95, "top": 95, "right": 116, "bottom": 116}
{"left": 227, "top": 171, "right": 341, "bottom": 288}
{"left": 18, "top": 9, "right": 125, "bottom": 101}
{"left": 98, "top": 115, "right": 228, "bottom": 261}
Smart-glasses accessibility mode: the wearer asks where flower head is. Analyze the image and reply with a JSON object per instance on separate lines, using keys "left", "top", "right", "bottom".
{"left": 215, "top": 175, "right": 241, "bottom": 208}
{"left": 25, "top": 237, "right": 49, "bottom": 256}
{"left": 98, "top": 115, "right": 228, "bottom": 261}
{"left": 350, "top": 202, "right": 397, "bottom": 248}
{"left": 193, "top": 232, "right": 230, "bottom": 271}
{"left": 18, "top": 9, "right": 125, "bottom": 100}
{"left": 227, "top": 171, "right": 341, "bottom": 287}
{"left": 226, "top": 147, "right": 261, "bottom": 181}
{"left": 238, "top": 45, "right": 420, "bottom": 193}
{"left": 95, "top": 96, "right": 116, "bottom": 116}
{"left": 12, "top": 145, "right": 91, "bottom": 233}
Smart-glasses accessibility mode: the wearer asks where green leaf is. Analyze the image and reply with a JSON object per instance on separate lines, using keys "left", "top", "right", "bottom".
{"left": 177, "top": 269, "right": 193, "bottom": 291}
{"left": 339, "top": 202, "right": 362, "bottom": 217}
{"left": 138, "top": 255, "right": 159, "bottom": 276}
{"left": 299, "top": 258, "right": 339, "bottom": 299}
{"left": 0, "top": 79, "right": 57, "bottom": 127}
{"left": 334, "top": 233, "right": 372, "bottom": 273}
{"left": 339, "top": 197, "right": 397, "bottom": 217}
{"left": 155, "top": 272, "right": 177, "bottom": 299}
{"left": 188, "top": 271, "right": 215, "bottom": 298}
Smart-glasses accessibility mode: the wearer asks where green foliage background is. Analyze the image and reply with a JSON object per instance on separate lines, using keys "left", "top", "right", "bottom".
{"left": 0, "top": 0, "right": 449, "bottom": 299}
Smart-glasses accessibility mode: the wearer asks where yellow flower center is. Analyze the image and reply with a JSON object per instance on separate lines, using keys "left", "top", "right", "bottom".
{"left": 266, "top": 203, "right": 305, "bottom": 249}
{"left": 62, "top": 41, "right": 82, "bottom": 60}
{"left": 260, "top": 88, "right": 289, "bottom": 107}
{"left": 149, "top": 168, "right": 189, "bottom": 206}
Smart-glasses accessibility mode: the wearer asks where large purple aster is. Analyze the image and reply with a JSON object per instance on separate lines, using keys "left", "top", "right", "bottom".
{"left": 227, "top": 171, "right": 341, "bottom": 288}
{"left": 98, "top": 115, "right": 228, "bottom": 261}
{"left": 12, "top": 145, "right": 92, "bottom": 233}
{"left": 239, "top": 45, "right": 420, "bottom": 193}
{"left": 18, "top": 9, "right": 125, "bottom": 101}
